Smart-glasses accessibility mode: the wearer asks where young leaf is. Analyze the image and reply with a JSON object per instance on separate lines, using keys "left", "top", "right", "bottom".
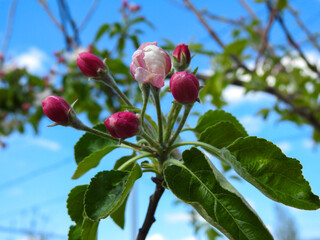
{"left": 72, "top": 145, "right": 119, "bottom": 179}
{"left": 95, "top": 24, "right": 110, "bottom": 42}
{"left": 85, "top": 164, "right": 142, "bottom": 221}
{"left": 68, "top": 224, "right": 81, "bottom": 240}
{"left": 199, "top": 121, "right": 246, "bottom": 149}
{"left": 67, "top": 185, "right": 88, "bottom": 224}
{"left": 111, "top": 195, "right": 129, "bottom": 229}
{"left": 226, "top": 137, "right": 320, "bottom": 210}
{"left": 82, "top": 217, "right": 99, "bottom": 240}
{"left": 113, "top": 153, "right": 136, "bottom": 170}
{"left": 194, "top": 110, "right": 247, "bottom": 136}
{"left": 164, "top": 148, "right": 273, "bottom": 240}
{"left": 74, "top": 123, "right": 117, "bottom": 164}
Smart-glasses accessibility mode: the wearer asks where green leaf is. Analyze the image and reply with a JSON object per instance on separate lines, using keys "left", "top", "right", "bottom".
{"left": 74, "top": 123, "right": 117, "bottom": 165}
{"left": 113, "top": 153, "right": 136, "bottom": 170}
{"left": 111, "top": 195, "right": 129, "bottom": 229}
{"left": 199, "top": 121, "right": 247, "bottom": 149}
{"left": 277, "top": 0, "right": 287, "bottom": 10}
{"left": 95, "top": 24, "right": 109, "bottom": 42}
{"left": 164, "top": 148, "right": 273, "bottom": 240}
{"left": 72, "top": 145, "right": 119, "bottom": 179}
{"left": 224, "top": 39, "right": 248, "bottom": 56}
{"left": 226, "top": 137, "right": 320, "bottom": 210}
{"left": 68, "top": 218, "right": 99, "bottom": 240}
{"left": 206, "top": 228, "right": 221, "bottom": 239}
{"left": 199, "top": 73, "right": 226, "bottom": 108}
{"left": 68, "top": 224, "right": 81, "bottom": 240}
{"left": 194, "top": 110, "right": 247, "bottom": 136}
{"left": 67, "top": 185, "right": 88, "bottom": 223}
{"left": 82, "top": 218, "right": 99, "bottom": 240}
{"left": 85, "top": 164, "right": 142, "bottom": 221}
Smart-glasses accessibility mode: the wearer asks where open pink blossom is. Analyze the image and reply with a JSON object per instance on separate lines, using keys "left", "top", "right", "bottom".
{"left": 130, "top": 42, "right": 171, "bottom": 88}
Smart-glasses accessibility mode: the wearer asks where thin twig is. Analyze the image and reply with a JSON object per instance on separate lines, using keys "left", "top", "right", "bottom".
{"left": 202, "top": 10, "right": 244, "bottom": 26}
{"left": 79, "top": 0, "right": 100, "bottom": 31}
{"left": 255, "top": 2, "right": 277, "bottom": 67}
{"left": 136, "top": 177, "right": 165, "bottom": 240}
{"left": 287, "top": 5, "right": 320, "bottom": 53}
{"left": 237, "top": 0, "right": 258, "bottom": 19}
{"left": 183, "top": 0, "right": 253, "bottom": 73}
{"left": 2, "top": 0, "right": 18, "bottom": 54}
{"left": 270, "top": 2, "right": 320, "bottom": 78}
{"left": 196, "top": 73, "right": 320, "bottom": 133}
{"left": 36, "top": 0, "right": 64, "bottom": 32}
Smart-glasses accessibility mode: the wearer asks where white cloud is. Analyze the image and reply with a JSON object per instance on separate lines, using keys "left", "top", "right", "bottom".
{"left": 302, "top": 138, "right": 314, "bottom": 150}
{"left": 180, "top": 237, "right": 196, "bottom": 240}
{"left": 164, "top": 212, "right": 205, "bottom": 224}
{"left": 7, "top": 187, "right": 23, "bottom": 196}
{"left": 28, "top": 137, "right": 61, "bottom": 151}
{"left": 7, "top": 135, "right": 61, "bottom": 151}
{"left": 276, "top": 141, "right": 292, "bottom": 153}
{"left": 239, "top": 115, "right": 263, "bottom": 134}
{"left": 164, "top": 212, "right": 192, "bottom": 223}
{"left": 223, "top": 85, "right": 272, "bottom": 105}
{"left": 14, "top": 47, "right": 48, "bottom": 74}
{"left": 147, "top": 234, "right": 165, "bottom": 240}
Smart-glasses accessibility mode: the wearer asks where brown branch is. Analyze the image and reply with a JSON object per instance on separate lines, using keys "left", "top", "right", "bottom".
{"left": 183, "top": 0, "right": 253, "bottom": 74}
{"left": 2, "top": 0, "right": 18, "bottom": 54}
{"left": 36, "top": 0, "right": 64, "bottom": 32}
{"left": 237, "top": 0, "right": 258, "bottom": 20}
{"left": 287, "top": 5, "right": 320, "bottom": 53}
{"left": 79, "top": 0, "right": 100, "bottom": 31}
{"left": 202, "top": 11, "right": 245, "bottom": 26}
{"left": 136, "top": 177, "right": 165, "bottom": 240}
{"left": 255, "top": 3, "right": 277, "bottom": 67}
{"left": 270, "top": 3, "right": 320, "bottom": 78}
{"left": 197, "top": 73, "right": 320, "bottom": 133}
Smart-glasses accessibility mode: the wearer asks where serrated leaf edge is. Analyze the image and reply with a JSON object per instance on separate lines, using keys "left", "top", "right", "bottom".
{"left": 84, "top": 164, "right": 142, "bottom": 222}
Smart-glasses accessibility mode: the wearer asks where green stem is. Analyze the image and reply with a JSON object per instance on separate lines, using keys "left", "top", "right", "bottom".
{"left": 140, "top": 131, "right": 161, "bottom": 150}
{"left": 151, "top": 86, "right": 164, "bottom": 146}
{"left": 167, "top": 103, "right": 194, "bottom": 146}
{"left": 118, "top": 153, "right": 154, "bottom": 171}
{"left": 168, "top": 141, "right": 221, "bottom": 159}
{"left": 101, "top": 71, "right": 133, "bottom": 107}
{"left": 140, "top": 83, "right": 151, "bottom": 131}
{"left": 164, "top": 102, "right": 182, "bottom": 143}
{"left": 81, "top": 125, "right": 148, "bottom": 152}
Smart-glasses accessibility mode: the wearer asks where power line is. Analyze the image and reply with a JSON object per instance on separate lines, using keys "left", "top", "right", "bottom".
{"left": 0, "top": 225, "right": 65, "bottom": 239}
{"left": 0, "top": 195, "right": 66, "bottom": 219}
{"left": 0, "top": 157, "right": 71, "bottom": 192}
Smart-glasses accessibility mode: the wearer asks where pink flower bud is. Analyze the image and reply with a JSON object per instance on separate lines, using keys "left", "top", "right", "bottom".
{"left": 130, "top": 42, "right": 171, "bottom": 88}
{"left": 173, "top": 43, "right": 191, "bottom": 71}
{"left": 170, "top": 71, "right": 199, "bottom": 104}
{"left": 0, "top": 53, "right": 4, "bottom": 62}
{"left": 76, "top": 52, "right": 105, "bottom": 78}
{"left": 122, "top": 0, "right": 128, "bottom": 8}
{"left": 58, "top": 56, "right": 66, "bottom": 63}
{"left": 22, "top": 103, "right": 30, "bottom": 111}
{"left": 128, "top": 3, "right": 141, "bottom": 12}
{"left": 42, "top": 96, "right": 71, "bottom": 124}
{"left": 104, "top": 111, "right": 140, "bottom": 139}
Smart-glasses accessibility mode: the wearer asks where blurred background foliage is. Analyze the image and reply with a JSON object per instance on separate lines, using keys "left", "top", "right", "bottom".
{"left": 0, "top": 0, "right": 319, "bottom": 239}
{"left": 1, "top": 0, "right": 320, "bottom": 149}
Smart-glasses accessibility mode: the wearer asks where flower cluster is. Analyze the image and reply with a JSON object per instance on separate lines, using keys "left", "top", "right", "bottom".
{"left": 42, "top": 42, "right": 200, "bottom": 141}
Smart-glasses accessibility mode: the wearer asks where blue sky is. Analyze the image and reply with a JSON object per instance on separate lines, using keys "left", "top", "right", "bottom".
{"left": 1, "top": 0, "right": 320, "bottom": 240}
